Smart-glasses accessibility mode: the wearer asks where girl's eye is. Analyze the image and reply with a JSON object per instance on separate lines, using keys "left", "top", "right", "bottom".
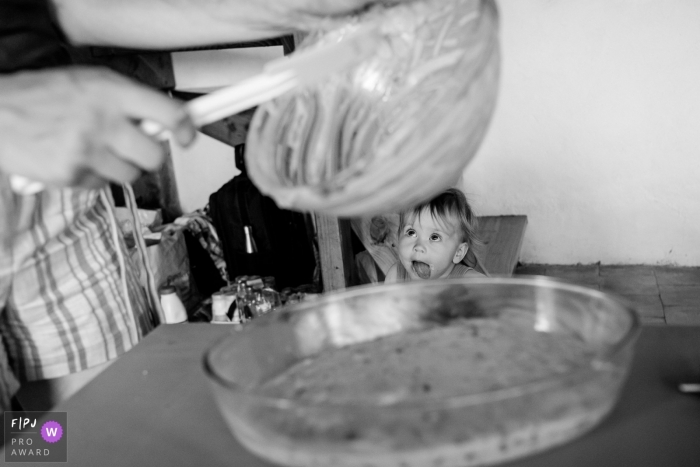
{"left": 429, "top": 234, "right": 441, "bottom": 241}
{"left": 405, "top": 229, "right": 416, "bottom": 237}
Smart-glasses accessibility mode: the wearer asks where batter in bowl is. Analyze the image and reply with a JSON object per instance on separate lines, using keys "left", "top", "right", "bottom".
{"left": 246, "top": 309, "right": 619, "bottom": 467}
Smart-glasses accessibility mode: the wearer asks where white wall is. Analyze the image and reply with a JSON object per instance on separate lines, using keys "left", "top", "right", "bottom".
{"left": 463, "top": 0, "right": 700, "bottom": 265}
{"left": 171, "top": 133, "right": 239, "bottom": 213}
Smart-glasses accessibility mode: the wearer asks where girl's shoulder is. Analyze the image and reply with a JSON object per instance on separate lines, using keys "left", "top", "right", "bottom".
{"left": 451, "top": 263, "right": 486, "bottom": 278}
{"left": 464, "top": 268, "right": 486, "bottom": 278}
{"left": 384, "top": 263, "right": 399, "bottom": 283}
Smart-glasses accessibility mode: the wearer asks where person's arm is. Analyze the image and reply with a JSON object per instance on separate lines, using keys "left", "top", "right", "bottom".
{"left": 384, "top": 264, "right": 398, "bottom": 284}
{"left": 0, "top": 67, "right": 195, "bottom": 189}
{"left": 52, "top": 0, "right": 383, "bottom": 49}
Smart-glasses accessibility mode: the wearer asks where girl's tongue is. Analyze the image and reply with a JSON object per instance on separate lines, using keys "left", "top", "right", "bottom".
{"left": 412, "top": 261, "right": 431, "bottom": 279}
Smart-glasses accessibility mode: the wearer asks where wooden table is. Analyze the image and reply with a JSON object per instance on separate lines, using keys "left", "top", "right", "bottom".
{"left": 4, "top": 323, "right": 699, "bottom": 466}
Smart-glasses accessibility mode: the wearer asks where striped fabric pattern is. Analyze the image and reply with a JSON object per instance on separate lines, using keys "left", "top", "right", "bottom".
{"left": 0, "top": 182, "right": 153, "bottom": 387}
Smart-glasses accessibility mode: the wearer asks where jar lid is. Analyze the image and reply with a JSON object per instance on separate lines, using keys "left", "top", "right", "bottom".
{"left": 159, "top": 285, "right": 176, "bottom": 295}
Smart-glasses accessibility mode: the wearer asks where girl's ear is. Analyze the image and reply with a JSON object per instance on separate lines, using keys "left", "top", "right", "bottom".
{"left": 453, "top": 243, "right": 468, "bottom": 264}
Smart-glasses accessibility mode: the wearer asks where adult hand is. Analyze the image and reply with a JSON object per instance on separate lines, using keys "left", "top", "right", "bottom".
{"left": 0, "top": 66, "right": 196, "bottom": 189}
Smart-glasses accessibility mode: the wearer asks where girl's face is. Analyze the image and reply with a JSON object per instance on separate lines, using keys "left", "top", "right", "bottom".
{"left": 397, "top": 208, "right": 468, "bottom": 280}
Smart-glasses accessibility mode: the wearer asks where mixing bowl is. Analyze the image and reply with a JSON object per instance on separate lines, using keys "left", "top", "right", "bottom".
{"left": 204, "top": 276, "right": 640, "bottom": 467}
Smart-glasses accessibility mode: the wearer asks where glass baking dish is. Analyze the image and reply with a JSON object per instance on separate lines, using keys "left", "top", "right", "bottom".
{"left": 204, "top": 276, "right": 640, "bottom": 467}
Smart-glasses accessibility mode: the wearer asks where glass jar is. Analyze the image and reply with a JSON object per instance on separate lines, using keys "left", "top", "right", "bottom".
{"left": 262, "top": 277, "right": 282, "bottom": 312}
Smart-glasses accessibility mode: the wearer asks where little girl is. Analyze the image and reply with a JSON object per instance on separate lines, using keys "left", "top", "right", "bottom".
{"left": 384, "top": 188, "right": 487, "bottom": 282}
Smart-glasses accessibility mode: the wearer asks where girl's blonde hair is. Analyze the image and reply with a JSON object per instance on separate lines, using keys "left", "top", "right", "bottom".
{"left": 398, "top": 188, "right": 489, "bottom": 275}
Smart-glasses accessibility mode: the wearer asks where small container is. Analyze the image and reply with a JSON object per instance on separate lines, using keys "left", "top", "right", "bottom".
{"left": 211, "top": 292, "right": 231, "bottom": 323}
{"left": 262, "top": 277, "right": 282, "bottom": 312}
{"left": 159, "top": 286, "right": 188, "bottom": 324}
{"left": 253, "top": 288, "right": 272, "bottom": 316}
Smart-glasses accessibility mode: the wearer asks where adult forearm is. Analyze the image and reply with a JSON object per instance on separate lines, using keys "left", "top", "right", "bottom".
{"left": 51, "top": 0, "right": 366, "bottom": 49}
{"left": 52, "top": 0, "right": 285, "bottom": 48}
